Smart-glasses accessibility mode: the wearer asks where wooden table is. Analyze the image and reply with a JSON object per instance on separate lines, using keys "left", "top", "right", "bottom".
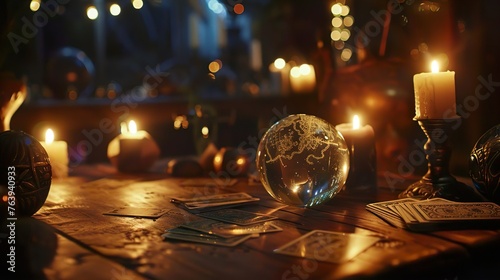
{"left": 4, "top": 164, "right": 500, "bottom": 280}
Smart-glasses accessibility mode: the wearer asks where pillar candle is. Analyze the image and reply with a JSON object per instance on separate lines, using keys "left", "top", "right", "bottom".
{"left": 40, "top": 128, "right": 68, "bottom": 178}
{"left": 290, "top": 64, "right": 316, "bottom": 94}
{"left": 335, "top": 115, "right": 377, "bottom": 191}
{"left": 107, "top": 120, "right": 160, "bottom": 173}
{"left": 269, "top": 58, "right": 291, "bottom": 95}
{"left": 413, "top": 60, "right": 458, "bottom": 119}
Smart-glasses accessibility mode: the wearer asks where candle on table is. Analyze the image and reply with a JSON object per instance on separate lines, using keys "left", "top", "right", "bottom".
{"left": 269, "top": 58, "right": 291, "bottom": 94}
{"left": 289, "top": 64, "right": 316, "bottom": 94}
{"left": 41, "top": 128, "right": 68, "bottom": 178}
{"left": 413, "top": 60, "right": 458, "bottom": 119}
{"left": 107, "top": 120, "right": 160, "bottom": 173}
{"left": 335, "top": 115, "right": 377, "bottom": 191}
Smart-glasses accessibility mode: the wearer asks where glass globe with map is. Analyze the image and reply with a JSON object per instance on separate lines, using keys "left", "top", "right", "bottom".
{"left": 256, "top": 114, "right": 350, "bottom": 207}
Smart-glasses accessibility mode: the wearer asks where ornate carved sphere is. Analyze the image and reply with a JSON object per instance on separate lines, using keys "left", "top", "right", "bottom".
{"left": 0, "top": 131, "right": 52, "bottom": 217}
{"left": 469, "top": 124, "right": 500, "bottom": 204}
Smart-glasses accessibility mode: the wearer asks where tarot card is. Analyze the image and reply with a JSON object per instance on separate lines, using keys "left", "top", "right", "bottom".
{"left": 198, "top": 209, "right": 278, "bottom": 225}
{"left": 165, "top": 227, "right": 219, "bottom": 239}
{"left": 366, "top": 198, "right": 418, "bottom": 217}
{"left": 410, "top": 202, "right": 500, "bottom": 221}
{"left": 170, "top": 192, "right": 260, "bottom": 211}
{"left": 162, "top": 232, "right": 253, "bottom": 247}
{"left": 103, "top": 207, "right": 168, "bottom": 219}
{"left": 209, "top": 222, "right": 283, "bottom": 236}
{"left": 274, "top": 230, "right": 380, "bottom": 263}
{"left": 180, "top": 219, "right": 238, "bottom": 238}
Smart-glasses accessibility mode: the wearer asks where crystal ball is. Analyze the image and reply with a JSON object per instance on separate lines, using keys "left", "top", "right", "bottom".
{"left": 256, "top": 114, "right": 349, "bottom": 207}
{"left": 469, "top": 124, "right": 500, "bottom": 204}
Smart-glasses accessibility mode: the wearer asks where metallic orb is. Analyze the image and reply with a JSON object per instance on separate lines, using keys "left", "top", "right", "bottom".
{"left": 469, "top": 124, "right": 500, "bottom": 204}
{"left": 256, "top": 114, "right": 349, "bottom": 207}
{"left": 0, "top": 131, "right": 52, "bottom": 217}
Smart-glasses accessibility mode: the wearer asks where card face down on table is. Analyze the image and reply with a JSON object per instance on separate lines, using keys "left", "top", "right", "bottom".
{"left": 274, "top": 230, "right": 381, "bottom": 263}
{"left": 170, "top": 192, "right": 260, "bottom": 212}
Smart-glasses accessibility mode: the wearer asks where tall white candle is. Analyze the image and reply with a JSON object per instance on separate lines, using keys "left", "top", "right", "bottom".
{"left": 41, "top": 128, "right": 68, "bottom": 178}
{"left": 413, "top": 60, "right": 458, "bottom": 119}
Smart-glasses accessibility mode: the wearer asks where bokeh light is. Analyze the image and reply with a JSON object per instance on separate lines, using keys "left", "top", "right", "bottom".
{"left": 87, "top": 6, "right": 98, "bottom": 20}
{"left": 110, "top": 3, "right": 121, "bottom": 16}
{"left": 331, "top": 3, "right": 342, "bottom": 15}
{"left": 234, "top": 3, "right": 244, "bottom": 14}
{"left": 332, "top": 17, "right": 343, "bottom": 28}
{"left": 344, "top": 15, "right": 354, "bottom": 27}
{"left": 274, "top": 58, "right": 286, "bottom": 69}
{"left": 341, "top": 48, "right": 352, "bottom": 61}
{"left": 30, "top": 0, "right": 41, "bottom": 12}
{"left": 330, "top": 29, "right": 341, "bottom": 41}
{"left": 132, "top": 0, "right": 143, "bottom": 10}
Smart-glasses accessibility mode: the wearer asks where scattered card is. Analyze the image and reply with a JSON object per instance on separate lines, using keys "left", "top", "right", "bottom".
{"left": 209, "top": 222, "right": 282, "bottom": 236}
{"left": 162, "top": 231, "right": 253, "bottom": 247}
{"left": 198, "top": 209, "right": 278, "bottom": 225}
{"left": 274, "top": 230, "right": 380, "bottom": 263}
{"left": 103, "top": 207, "right": 168, "bottom": 219}
{"left": 170, "top": 192, "right": 260, "bottom": 211}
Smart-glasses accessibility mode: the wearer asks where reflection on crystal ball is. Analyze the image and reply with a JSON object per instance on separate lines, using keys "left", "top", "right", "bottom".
{"left": 469, "top": 124, "right": 500, "bottom": 204}
{"left": 256, "top": 114, "right": 349, "bottom": 207}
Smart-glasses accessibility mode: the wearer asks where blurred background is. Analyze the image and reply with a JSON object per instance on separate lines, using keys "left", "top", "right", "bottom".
{"left": 1, "top": 0, "right": 499, "bottom": 181}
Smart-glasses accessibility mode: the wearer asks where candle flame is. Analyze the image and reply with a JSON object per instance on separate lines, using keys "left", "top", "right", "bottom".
{"left": 352, "top": 115, "right": 360, "bottom": 130}
{"left": 431, "top": 60, "right": 439, "bottom": 73}
{"left": 120, "top": 122, "right": 128, "bottom": 134}
{"left": 128, "top": 120, "right": 137, "bottom": 134}
{"left": 45, "top": 128, "right": 54, "bottom": 144}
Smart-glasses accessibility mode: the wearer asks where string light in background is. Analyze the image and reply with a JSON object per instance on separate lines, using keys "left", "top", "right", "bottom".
{"left": 330, "top": 1, "right": 353, "bottom": 63}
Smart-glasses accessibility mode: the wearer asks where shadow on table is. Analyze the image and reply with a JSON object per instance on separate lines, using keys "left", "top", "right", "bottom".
{"left": 0, "top": 217, "right": 57, "bottom": 280}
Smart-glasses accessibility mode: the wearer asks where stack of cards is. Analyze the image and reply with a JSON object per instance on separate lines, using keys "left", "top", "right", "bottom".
{"left": 170, "top": 192, "right": 260, "bottom": 212}
{"left": 162, "top": 209, "right": 282, "bottom": 247}
{"left": 366, "top": 198, "right": 500, "bottom": 231}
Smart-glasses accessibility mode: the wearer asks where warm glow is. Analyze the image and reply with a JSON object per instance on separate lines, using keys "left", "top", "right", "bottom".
{"left": 431, "top": 60, "right": 439, "bottom": 73}
{"left": 236, "top": 157, "right": 245, "bottom": 165}
{"left": 352, "top": 115, "right": 360, "bottom": 130}
{"left": 340, "top": 29, "right": 350, "bottom": 41}
{"left": 299, "top": 64, "right": 311, "bottom": 75}
{"left": 274, "top": 58, "right": 286, "bottom": 70}
{"left": 201, "top": 126, "right": 209, "bottom": 137}
{"left": 331, "top": 3, "right": 342, "bottom": 15}
{"left": 132, "top": 0, "right": 143, "bottom": 10}
{"left": 87, "top": 6, "right": 98, "bottom": 20}
{"left": 330, "top": 30, "right": 341, "bottom": 41}
{"left": 128, "top": 120, "right": 138, "bottom": 134}
{"left": 208, "top": 61, "right": 221, "bottom": 73}
{"left": 340, "top": 5, "right": 350, "bottom": 16}
{"left": 110, "top": 3, "right": 121, "bottom": 16}
{"left": 290, "top": 66, "right": 301, "bottom": 78}
{"left": 344, "top": 15, "right": 354, "bottom": 27}
{"left": 234, "top": 3, "right": 244, "bottom": 14}
{"left": 30, "top": 0, "right": 41, "bottom": 12}
{"left": 2, "top": 195, "right": 7, "bottom": 203}
{"left": 332, "top": 17, "right": 343, "bottom": 28}
{"left": 341, "top": 48, "right": 352, "bottom": 61}
{"left": 45, "top": 129, "right": 55, "bottom": 144}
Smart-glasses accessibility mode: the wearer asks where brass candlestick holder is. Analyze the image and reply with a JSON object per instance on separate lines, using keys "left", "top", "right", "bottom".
{"left": 399, "top": 118, "right": 485, "bottom": 202}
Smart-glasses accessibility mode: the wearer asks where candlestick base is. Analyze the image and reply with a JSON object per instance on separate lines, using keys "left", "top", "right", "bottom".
{"left": 398, "top": 118, "right": 486, "bottom": 202}
{"left": 399, "top": 176, "right": 484, "bottom": 202}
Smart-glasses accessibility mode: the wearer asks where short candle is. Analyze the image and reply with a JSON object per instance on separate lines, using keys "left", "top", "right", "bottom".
{"left": 335, "top": 115, "right": 377, "bottom": 191}
{"left": 40, "top": 128, "right": 68, "bottom": 178}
